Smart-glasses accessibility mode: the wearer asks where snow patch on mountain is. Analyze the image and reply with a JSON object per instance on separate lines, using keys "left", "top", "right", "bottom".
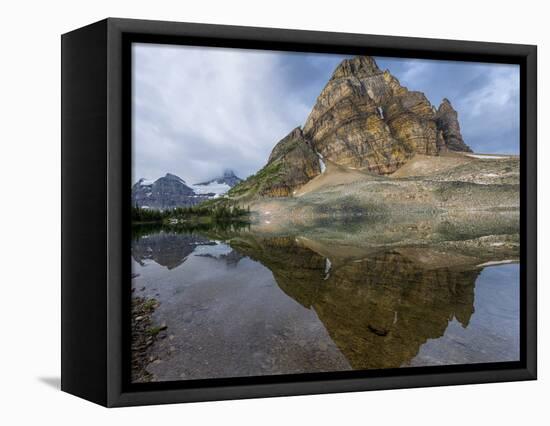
{"left": 138, "top": 178, "right": 155, "bottom": 186}
{"left": 132, "top": 170, "right": 242, "bottom": 208}
{"left": 316, "top": 152, "right": 326, "bottom": 173}
{"left": 191, "top": 182, "right": 231, "bottom": 197}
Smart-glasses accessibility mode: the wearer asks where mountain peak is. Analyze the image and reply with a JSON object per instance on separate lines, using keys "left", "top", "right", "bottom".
{"left": 302, "top": 55, "right": 474, "bottom": 174}
{"left": 222, "top": 169, "right": 237, "bottom": 178}
{"left": 435, "top": 99, "right": 472, "bottom": 153}
{"left": 331, "top": 56, "right": 382, "bottom": 80}
{"left": 438, "top": 98, "right": 454, "bottom": 110}
{"left": 194, "top": 170, "right": 243, "bottom": 188}
{"left": 164, "top": 172, "right": 186, "bottom": 183}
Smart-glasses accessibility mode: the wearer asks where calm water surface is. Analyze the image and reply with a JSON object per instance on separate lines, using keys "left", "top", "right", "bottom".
{"left": 131, "top": 227, "right": 519, "bottom": 382}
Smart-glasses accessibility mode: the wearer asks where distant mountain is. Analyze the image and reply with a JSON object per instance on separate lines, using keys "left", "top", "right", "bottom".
{"left": 132, "top": 173, "right": 209, "bottom": 210}
{"left": 191, "top": 170, "right": 242, "bottom": 197}
{"left": 194, "top": 170, "right": 242, "bottom": 188}
{"left": 132, "top": 171, "right": 242, "bottom": 210}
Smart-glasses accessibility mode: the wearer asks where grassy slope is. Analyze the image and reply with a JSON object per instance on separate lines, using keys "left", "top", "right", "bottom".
{"left": 226, "top": 160, "right": 283, "bottom": 200}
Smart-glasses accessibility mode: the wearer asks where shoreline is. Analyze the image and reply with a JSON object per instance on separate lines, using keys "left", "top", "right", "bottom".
{"left": 130, "top": 295, "right": 167, "bottom": 383}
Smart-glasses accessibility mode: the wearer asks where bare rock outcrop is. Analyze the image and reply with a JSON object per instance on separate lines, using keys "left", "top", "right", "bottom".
{"left": 228, "top": 127, "right": 321, "bottom": 198}
{"left": 435, "top": 98, "right": 472, "bottom": 153}
{"left": 303, "top": 56, "right": 471, "bottom": 174}
{"left": 132, "top": 173, "right": 201, "bottom": 210}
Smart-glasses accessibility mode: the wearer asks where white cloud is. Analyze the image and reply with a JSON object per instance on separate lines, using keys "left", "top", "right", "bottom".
{"left": 132, "top": 43, "right": 311, "bottom": 184}
{"left": 457, "top": 64, "right": 520, "bottom": 154}
{"left": 460, "top": 65, "right": 520, "bottom": 117}
{"left": 378, "top": 57, "right": 520, "bottom": 154}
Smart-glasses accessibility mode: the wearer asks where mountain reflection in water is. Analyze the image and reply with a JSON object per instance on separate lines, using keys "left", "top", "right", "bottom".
{"left": 131, "top": 226, "right": 520, "bottom": 382}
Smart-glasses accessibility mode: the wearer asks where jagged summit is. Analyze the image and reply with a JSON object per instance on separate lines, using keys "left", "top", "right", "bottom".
{"left": 194, "top": 169, "right": 242, "bottom": 187}
{"left": 163, "top": 173, "right": 186, "bottom": 183}
{"left": 435, "top": 98, "right": 472, "bottom": 153}
{"left": 331, "top": 56, "right": 382, "bottom": 80}
{"left": 304, "top": 55, "right": 472, "bottom": 174}
{"left": 222, "top": 169, "right": 238, "bottom": 177}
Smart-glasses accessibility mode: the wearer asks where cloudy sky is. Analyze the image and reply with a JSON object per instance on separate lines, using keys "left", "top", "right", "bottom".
{"left": 132, "top": 43, "right": 519, "bottom": 184}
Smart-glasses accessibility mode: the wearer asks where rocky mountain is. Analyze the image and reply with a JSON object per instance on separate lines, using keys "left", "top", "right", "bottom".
{"left": 132, "top": 173, "right": 209, "bottom": 210}
{"left": 229, "top": 55, "right": 473, "bottom": 198}
{"left": 303, "top": 56, "right": 471, "bottom": 173}
{"left": 435, "top": 98, "right": 472, "bottom": 152}
{"left": 132, "top": 170, "right": 244, "bottom": 210}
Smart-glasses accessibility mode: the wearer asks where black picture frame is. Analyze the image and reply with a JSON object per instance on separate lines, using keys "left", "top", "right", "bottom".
{"left": 61, "top": 17, "right": 537, "bottom": 407}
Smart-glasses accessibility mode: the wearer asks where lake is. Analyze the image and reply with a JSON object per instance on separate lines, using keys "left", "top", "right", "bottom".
{"left": 130, "top": 223, "right": 520, "bottom": 382}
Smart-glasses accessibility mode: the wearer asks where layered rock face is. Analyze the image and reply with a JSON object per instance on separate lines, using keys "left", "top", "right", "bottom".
{"left": 435, "top": 98, "right": 472, "bottom": 152}
{"left": 303, "top": 56, "right": 471, "bottom": 174}
{"left": 229, "top": 127, "right": 321, "bottom": 198}
{"left": 229, "top": 55, "right": 472, "bottom": 198}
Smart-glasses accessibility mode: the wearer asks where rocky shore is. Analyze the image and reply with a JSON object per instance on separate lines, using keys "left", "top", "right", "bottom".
{"left": 131, "top": 295, "right": 167, "bottom": 382}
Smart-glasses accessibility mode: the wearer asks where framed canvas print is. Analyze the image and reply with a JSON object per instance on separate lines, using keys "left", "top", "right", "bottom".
{"left": 61, "top": 18, "right": 537, "bottom": 407}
